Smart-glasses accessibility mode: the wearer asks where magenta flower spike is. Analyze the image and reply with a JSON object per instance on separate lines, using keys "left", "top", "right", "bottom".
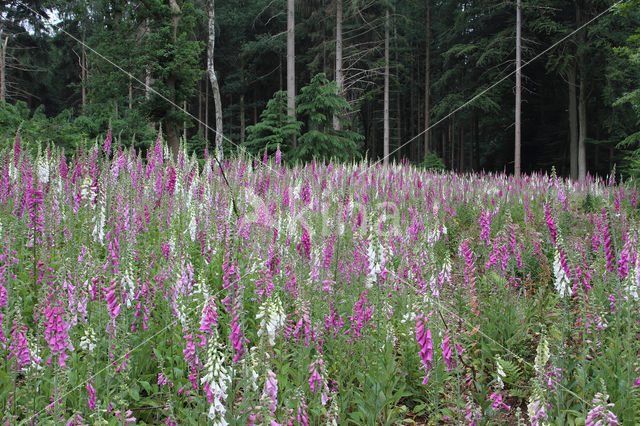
{"left": 415, "top": 316, "right": 433, "bottom": 385}
{"left": 441, "top": 332, "right": 455, "bottom": 372}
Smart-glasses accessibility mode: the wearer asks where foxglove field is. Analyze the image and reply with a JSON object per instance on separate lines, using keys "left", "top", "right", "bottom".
{"left": 1, "top": 132, "right": 639, "bottom": 425}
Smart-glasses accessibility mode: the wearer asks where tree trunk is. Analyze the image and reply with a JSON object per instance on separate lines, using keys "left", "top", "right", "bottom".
{"left": 441, "top": 129, "right": 445, "bottom": 165}
{"left": 410, "top": 54, "right": 416, "bottom": 153}
{"left": 474, "top": 115, "right": 480, "bottom": 170}
{"left": 424, "top": 1, "right": 430, "bottom": 157}
{"left": 514, "top": 0, "right": 521, "bottom": 177}
{"left": 383, "top": 9, "right": 390, "bottom": 166}
{"left": 198, "top": 79, "right": 202, "bottom": 134}
{"left": 183, "top": 100, "right": 187, "bottom": 143}
{"left": 578, "top": 75, "right": 587, "bottom": 181}
{"left": 394, "top": 16, "right": 401, "bottom": 161}
{"left": 287, "top": 0, "right": 296, "bottom": 147}
{"left": 240, "top": 93, "right": 246, "bottom": 144}
{"left": 577, "top": 3, "right": 587, "bottom": 182}
{"left": 129, "top": 76, "right": 133, "bottom": 109}
{"left": 166, "top": 1, "right": 182, "bottom": 157}
{"left": 145, "top": 68, "right": 152, "bottom": 100}
{"left": 0, "top": 33, "right": 7, "bottom": 102}
{"left": 207, "top": 0, "right": 224, "bottom": 160}
{"left": 568, "top": 64, "right": 578, "bottom": 180}
{"left": 205, "top": 79, "right": 209, "bottom": 143}
{"left": 449, "top": 115, "right": 455, "bottom": 169}
{"left": 459, "top": 126, "right": 464, "bottom": 172}
{"left": 333, "top": 0, "right": 343, "bottom": 131}
{"left": 253, "top": 89, "right": 258, "bottom": 125}
{"left": 165, "top": 77, "right": 180, "bottom": 155}
{"left": 81, "top": 32, "right": 86, "bottom": 108}
{"left": 142, "top": 20, "right": 152, "bottom": 102}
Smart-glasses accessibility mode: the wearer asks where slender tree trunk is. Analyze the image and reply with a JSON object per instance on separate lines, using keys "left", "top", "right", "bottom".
{"left": 394, "top": 17, "right": 401, "bottom": 161}
{"left": 333, "top": 0, "right": 343, "bottom": 131}
{"left": 240, "top": 93, "right": 246, "bottom": 144}
{"left": 207, "top": 0, "right": 224, "bottom": 160}
{"left": 142, "top": 20, "right": 152, "bottom": 102}
{"left": 80, "top": 32, "right": 86, "bottom": 108}
{"left": 165, "top": 77, "right": 180, "bottom": 155}
{"left": 577, "top": 2, "right": 587, "bottom": 181}
{"left": 253, "top": 89, "right": 258, "bottom": 125}
{"left": 145, "top": 68, "right": 152, "bottom": 100}
{"left": 383, "top": 9, "right": 390, "bottom": 166}
{"left": 514, "top": 0, "right": 521, "bottom": 177}
{"left": 449, "top": 115, "right": 454, "bottom": 169}
{"left": 424, "top": 1, "right": 430, "bottom": 157}
{"left": 568, "top": 64, "right": 578, "bottom": 180}
{"left": 410, "top": 55, "right": 416, "bottom": 148}
{"left": 441, "top": 129, "right": 445, "bottom": 164}
{"left": 165, "top": 1, "right": 182, "bottom": 157}
{"left": 129, "top": 76, "right": 133, "bottom": 109}
{"left": 0, "top": 33, "right": 7, "bottom": 102}
{"left": 578, "top": 75, "right": 587, "bottom": 181}
{"left": 279, "top": 54, "right": 283, "bottom": 91}
{"left": 460, "top": 126, "right": 464, "bottom": 172}
{"left": 183, "top": 100, "right": 187, "bottom": 142}
{"left": 287, "top": 0, "right": 296, "bottom": 147}
{"left": 198, "top": 79, "right": 202, "bottom": 134}
{"left": 205, "top": 80, "right": 209, "bottom": 143}
{"left": 470, "top": 121, "right": 475, "bottom": 171}
{"left": 474, "top": 116, "right": 480, "bottom": 170}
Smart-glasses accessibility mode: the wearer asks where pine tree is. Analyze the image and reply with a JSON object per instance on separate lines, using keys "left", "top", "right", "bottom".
{"left": 293, "top": 73, "right": 363, "bottom": 163}
{"left": 244, "top": 90, "right": 302, "bottom": 156}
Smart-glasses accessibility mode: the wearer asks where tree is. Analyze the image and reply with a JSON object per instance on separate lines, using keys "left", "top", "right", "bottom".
{"left": 207, "top": 0, "right": 223, "bottom": 160}
{"left": 424, "top": 0, "right": 431, "bottom": 156}
{"left": 515, "top": 0, "right": 522, "bottom": 177}
{"left": 244, "top": 90, "right": 302, "bottom": 157}
{"left": 333, "top": 0, "right": 343, "bottom": 131}
{"left": 293, "top": 73, "right": 363, "bottom": 162}
{"left": 613, "top": 0, "right": 640, "bottom": 176}
{"left": 383, "top": 7, "right": 390, "bottom": 166}
{"left": 287, "top": 0, "right": 296, "bottom": 148}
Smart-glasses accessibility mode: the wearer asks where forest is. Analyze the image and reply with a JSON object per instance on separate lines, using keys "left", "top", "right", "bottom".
{"left": 1, "top": 0, "right": 639, "bottom": 178}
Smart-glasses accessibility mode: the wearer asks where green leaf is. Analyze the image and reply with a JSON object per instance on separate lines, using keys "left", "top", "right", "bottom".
{"left": 129, "top": 386, "right": 140, "bottom": 401}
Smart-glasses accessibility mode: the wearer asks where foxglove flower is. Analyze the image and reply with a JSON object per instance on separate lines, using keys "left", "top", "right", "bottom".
{"left": 415, "top": 315, "right": 433, "bottom": 385}
{"left": 478, "top": 208, "right": 493, "bottom": 245}
{"left": 87, "top": 379, "right": 96, "bottom": 410}
{"left": 257, "top": 295, "right": 286, "bottom": 346}
{"left": 13, "top": 131, "right": 21, "bottom": 167}
{"left": 105, "top": 279, "right": 120, "bottom": 335}
{"left": 544, "top": 203, "right": 557, "bottom": 245}
{"left": 441, "top": 333, "right": 455, "bottom": 372}
{"left": 43, "top": 304, "right": 73, "bottom": 367}
{"left": 9, "top": 319, "right": 31, "bottom": 370}
{"left": 308, "top": 355, "right": 329, "bottom": 405}
{"left": 229, "top": 312, "right": 246, "bottom": 362}
{"left": 489, "top": 392, "right": 510, "bottom": 411}
{"left": 201, "top": 338, "right": 230, "bottom": 425}
{"left": 527, "top": 397, "right": 548, "bottom": 426}
{"left": 553, "top": 249, "right": 570, "bottom": 298}
{"left": 585, "top": 392, "right": 619, "bottom": 426}
{"left": 263, "top": 369, "right": 278, "bottom": 415}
